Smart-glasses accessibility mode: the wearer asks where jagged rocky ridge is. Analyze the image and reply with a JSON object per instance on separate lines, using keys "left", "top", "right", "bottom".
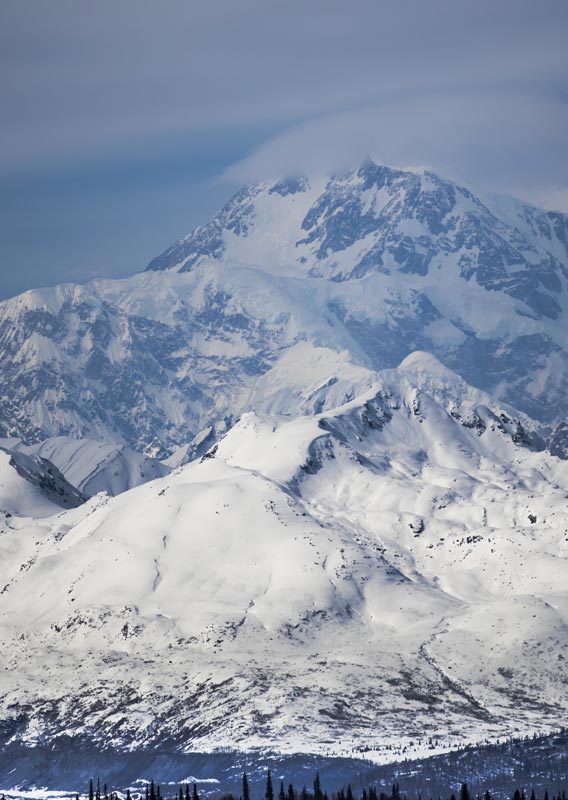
{"left": 1, "top": 161, "right": 568, "bottom": 457}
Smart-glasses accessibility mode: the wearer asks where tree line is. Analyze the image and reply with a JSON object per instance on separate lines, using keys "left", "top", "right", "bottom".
{"left": 76, "top": 770, "right": 568, "bottom": 800}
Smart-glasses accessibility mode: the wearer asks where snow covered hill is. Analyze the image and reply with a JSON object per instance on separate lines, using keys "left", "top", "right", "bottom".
{"left": 1, "top": 161, "right": 568, "bottom": 456}
{"left": 1, "top": 355, "right": 567, "bottom": 758}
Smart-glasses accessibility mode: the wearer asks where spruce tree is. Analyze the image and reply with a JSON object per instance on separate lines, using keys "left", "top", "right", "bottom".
{"left": 193, "top": 783, "right": 200, "bottom": 800}
{"left": 460, "top": 784, "right": 470, "bottom": 800}
{"left": 89, "top": 779, "right": 94, "bottom": 800}
{"left": 314, "top": 774, "right": 323, "bottom": 800}
{"left": 288, "top": 784, "right": 295, "bottom": 800}
{"left": 243, "top": 773, "right": 250, "bottom": 800}
{"left": 266, "top": 771, "right": 275, "bottom": 800}
{"left": 280, "top": 781, "right": 286, "bottom": 800}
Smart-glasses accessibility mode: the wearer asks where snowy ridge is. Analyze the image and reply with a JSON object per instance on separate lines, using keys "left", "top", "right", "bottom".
{"left": 0, "top": 356, "right": 567, "bottom": 758}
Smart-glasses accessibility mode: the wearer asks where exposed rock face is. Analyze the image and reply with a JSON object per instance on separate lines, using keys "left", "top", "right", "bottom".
{"left": 549, "top": 420, "right": 568, "bottom": 459}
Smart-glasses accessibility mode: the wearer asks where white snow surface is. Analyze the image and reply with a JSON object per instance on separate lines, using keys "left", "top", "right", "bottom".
{"left": 13, "top": 436, "right": 170, "bottom": 497}
{"left": 1, "top": 355, "right": 567, "bottom": 760}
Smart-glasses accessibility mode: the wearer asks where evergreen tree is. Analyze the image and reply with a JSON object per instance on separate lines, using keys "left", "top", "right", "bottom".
{"left": 288, "top": 784, "right": 295, "bottom": 800}
{"left": 185, "top": 785, "right": 190, "bottom": 800}
{"left": 314, "top": 774, "right": 323, "bottom": 800}
{"left": 89, "top": 779, "right": 94, "bottom": 800}
{"left": 193, "top": 783, "right": 200, "bottom": 800}
{"left": 243, "top": 773, "right": 250, "bottom": 800}
{"left": 150, "top": 781, "right": 156, "bottom": 800}
{"left": 279, "top": 781, "right": 286, "bottom": 800}
{"left": 96, "top": 780, "right": 101, "bottom": 800}
{"left": 266, "top": 771, "right": 275, "bottom": 800}
{"left": 126, "top": 791, "right": 132, "bottom": 800}
{"left": 346, "top": 786, "right": 354, "bottom": 800}
{"left": 460, "top": 784, "right": 470, "bottom": 800}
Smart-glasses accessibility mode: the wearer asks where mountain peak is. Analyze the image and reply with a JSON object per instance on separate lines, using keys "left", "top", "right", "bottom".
{"left": 2, "top": 164, "right": 568, "bottom": 455}
{"left": 145, "top": 162, "right": 568, "bottom": 322}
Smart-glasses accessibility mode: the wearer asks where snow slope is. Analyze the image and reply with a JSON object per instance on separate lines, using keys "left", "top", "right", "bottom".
{"left": 12, "top": 436, "right": 170, "bottom": 497}
{"left": 1, "top": 162, "right": 568, "bottom": 455}
{"left": 1, "top": 356, "right": 566, "bottom": 758}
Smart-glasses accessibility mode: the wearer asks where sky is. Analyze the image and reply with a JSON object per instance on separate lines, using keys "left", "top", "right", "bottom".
{"left": 1, "top": 0, "right": 568, "bottom": 300}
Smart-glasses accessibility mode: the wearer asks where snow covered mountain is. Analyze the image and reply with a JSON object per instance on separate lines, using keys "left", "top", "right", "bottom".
{"left": 1, "top": 354, "right": 567, "bottom": 758}
{"left": 1, "top": 161, "right": 568, "bottom": 457}
{"left": 2, "top": 161, "right": 568, "bottom": 763}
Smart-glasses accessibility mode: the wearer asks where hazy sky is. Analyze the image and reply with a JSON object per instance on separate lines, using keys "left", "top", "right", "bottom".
{"left": 1, "top": 0, "right": 567, "bottom": 300}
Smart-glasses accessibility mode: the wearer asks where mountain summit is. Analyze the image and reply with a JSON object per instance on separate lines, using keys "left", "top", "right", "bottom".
{"left": 1, "top": 161, "right": 568, "bottom": 455}
{"left": 148, "top": 161, "right": 568, "bottom": 323}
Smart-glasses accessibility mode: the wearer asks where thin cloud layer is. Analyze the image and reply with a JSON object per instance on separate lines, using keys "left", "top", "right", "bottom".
{"left": 224, "top": 91, "right": 568, "bottom": 211}
{"left": 2, "top": 0, "right": 567, "bottom": 174}
{"left": 1, "top": 0, "right": 567, "bottom": 299}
